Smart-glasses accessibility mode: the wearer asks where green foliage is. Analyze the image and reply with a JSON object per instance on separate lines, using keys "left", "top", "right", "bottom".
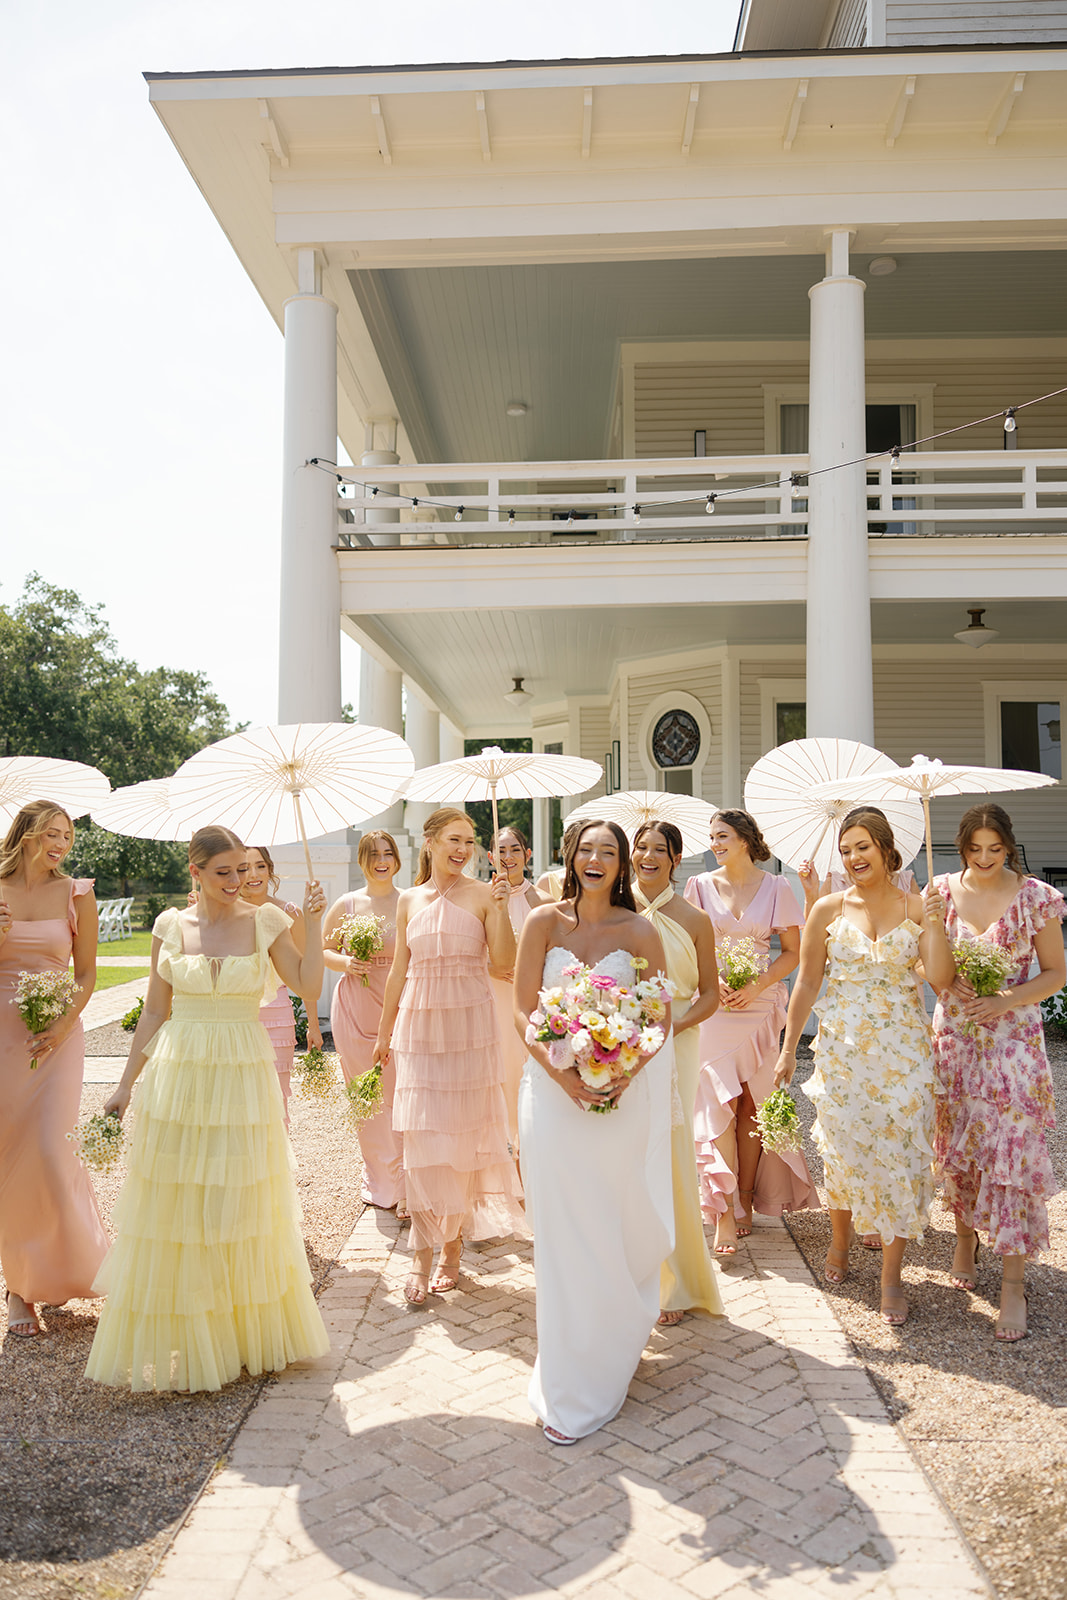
{"left": 121, "top": 996, "right": 144, "bottom": 1032}
{"left": 291, "top": 994, "right": 309, "bottom": 1049}
{"left": 1041, "top": 986, "right": 1067, "bottom": 1035}
{"left": 142, "top": 893, "right": 170, "bottom": 930}
{"left": 71, "top": 827, "right": 189, "bottom": 899}
{"left": 462, "top": 737, "right": 533, "bottom": 850}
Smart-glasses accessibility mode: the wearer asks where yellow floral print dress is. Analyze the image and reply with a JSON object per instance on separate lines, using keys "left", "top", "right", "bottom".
{"left": 805, "top": 916, "right": 935, "bottom": 1243}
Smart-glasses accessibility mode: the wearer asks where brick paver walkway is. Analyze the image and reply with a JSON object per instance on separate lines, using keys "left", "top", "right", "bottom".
{"left": 143, "top": 1211, "right": 991, "bottom": 1600}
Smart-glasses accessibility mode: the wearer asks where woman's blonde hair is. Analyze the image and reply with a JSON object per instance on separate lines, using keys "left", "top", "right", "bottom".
{"left": 357, "top": 829, "right": 400, "bottom": 874}
{"left": 0, "top": 800, "right": 74, "bottom": 881}
{"left": 189, "top": 825, "right": 245, "bottom": 872}
{"left": 415, "top": 808, "right": 476, "bottom": 886}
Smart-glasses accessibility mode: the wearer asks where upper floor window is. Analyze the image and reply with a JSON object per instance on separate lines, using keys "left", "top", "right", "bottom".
{"left": 1000, "top": 702, "right": 1061, "bottom": 780}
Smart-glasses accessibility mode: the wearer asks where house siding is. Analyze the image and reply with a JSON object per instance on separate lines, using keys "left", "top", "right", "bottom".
{"left": 578, "top": 703, "right": 611, "bottom": 802}
{"left": 885, "top": 1, "right": 1067, "bottom": 46}
{"left": 624, "top": 660, "right": 723, "bottom": 806}
{"left": 827, "top": 0, "right": 868, "bottom": 47}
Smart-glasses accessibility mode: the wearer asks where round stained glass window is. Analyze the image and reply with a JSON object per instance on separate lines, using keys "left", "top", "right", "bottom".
{"left": 652, "top": 710, "right": 701, "bottom": 769}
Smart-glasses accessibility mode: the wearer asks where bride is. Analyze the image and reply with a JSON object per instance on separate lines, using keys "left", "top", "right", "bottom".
{"left": 514, "top": 819, "right": 674, "bottom": 1444}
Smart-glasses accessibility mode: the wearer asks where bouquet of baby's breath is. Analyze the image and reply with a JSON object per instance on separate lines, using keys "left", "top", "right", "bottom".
{"left": 345, "top": 1062, "right": 384, "bottom": 1124}
{"left": 953, "top": 938, "right": 1016, "bottom": 1036}
{"left": 13, "top": 970, "right": 81, "bottom": 1068}
{"left": 67, "top": 1112, "right": 126, "bottom": 1174}
{"left": 336, "top": 913, "right": 388, "bottom": 985}
{"left": 750, "top": 1088, "right": 802, "bottom": 1156}
{"left": 717, "top": 936, "right": 767, "bottom": 992}
{"left": 291, "top": 1046, "right": 341, "bottom": 1102}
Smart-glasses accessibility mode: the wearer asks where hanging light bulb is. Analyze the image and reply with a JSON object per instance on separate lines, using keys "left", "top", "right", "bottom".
{"left": 370, "top": 485, "right": 379, "bottom": 497}
{"left": 1003, "top": 408, "right": 1017, "bottom": 433}
{"left": 890, "top": 446, "right": 901, "bottom": 464}
{"left": 507, "top": 509, "right": 515, "bottom": 525}
{"left": 954, "top": 607, "right": 1000, "bottom": 649}
{"left": 789, "top": 474, "right": 804, "bottom": 503}
{"left": 411, "top": 497, "right": 419, "bottom": 508}
{"left": 633, "top": 505, "right": 641, "bottom": 524}
{"left": 454, "top": 505, "right": 465, "bottom": 522}
{"left": 704, "top": 494, "right": 716, "bottom": 515}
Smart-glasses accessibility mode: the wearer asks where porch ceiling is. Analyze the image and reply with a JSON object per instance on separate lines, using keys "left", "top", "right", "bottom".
{"left": 347, "top": 597, "right": 1067, "bottom": 733}
{"left": 348, "top": 251, "right": 1067, "bottom": 462}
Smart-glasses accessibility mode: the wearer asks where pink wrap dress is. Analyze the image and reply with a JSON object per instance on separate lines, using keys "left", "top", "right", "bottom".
{"left": 330, "top": 893, "right": 403, "bottom": 1208}
{"left": 684, "top": 872, "right": 820, "bottom": 1222}
{"left": 0, "top": 877, "right": 108, "bottom": 1304}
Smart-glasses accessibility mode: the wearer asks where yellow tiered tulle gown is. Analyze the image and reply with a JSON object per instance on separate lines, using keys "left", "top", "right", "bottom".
{"left": 86, "top": 905, "right": 330, "bottom": 1393}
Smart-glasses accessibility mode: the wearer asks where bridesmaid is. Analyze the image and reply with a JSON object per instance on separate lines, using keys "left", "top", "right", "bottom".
{"left": 241, "top": 845, "right": 322, "bottom": 1126}
{"left": 323, "top": 830, "right": 404, "bottom": 1212}
{"left": 684, "top": 809, "right": 819, "bottom": 1254}
{"left": 487, "top": 826, "right": 548, "bottom": 1153}
{"left": 535, "top": 822, "right": 580, "bottom": 903}
{"left": 631, "top": 820, "right": 723, "bottom": 1325}
{"left": 374, "top": 809, "right": 526, "bottom": 1305}
{"left": 932, "top": 803, "right": 1065, "bottom": 1342}
{"left": 0, "top": 801, "right": 108, "bottom": 1338}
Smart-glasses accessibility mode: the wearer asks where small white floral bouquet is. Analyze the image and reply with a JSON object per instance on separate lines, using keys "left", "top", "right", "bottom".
{"left": 345, "top": 1062, "right": 385, "bottom": 1124}
{"left": 525, "top": 956, "right": 675, "bottom": 1113}
{"left": 291, "top": 1046, "right": 341, "bottom": 1102}
{"left": 67, "top": 1112, "right": 126, "bottom": 1174}
{"left": 952, "top": 938, "right": 1016, "bottom": 1036}
{"left": 717, "top": 936, "right": 767, "bottom": 992}
{"left": 336, "top": 913, "right": 388, "bottom": 986}
{"left": 13, "top": 970, "right": 81, "bottom": 1069}
{"left": 750, "top": 1088, "right": 803, "bottom": 1156}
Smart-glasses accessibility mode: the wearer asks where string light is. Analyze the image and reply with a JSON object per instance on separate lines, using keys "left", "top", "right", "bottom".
{"left": 507, "top": 509, "right": 515, "bottom": 525}
{"left": 454, "top": 505, "right": 465, "bottom": 522}
{"left": 1004, "top": 407, "right": 1017, "bottom": 433}
{"left": 789, "top": 473, "right": 804, "bottom": 502}
{"left": 705, "top": 494, "right": 716, "bottom": 515}
{"left": 633, "top": 505, "right": 641, "bottom": 524}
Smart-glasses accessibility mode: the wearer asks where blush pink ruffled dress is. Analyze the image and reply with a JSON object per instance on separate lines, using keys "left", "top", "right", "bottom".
{"left": 0, "top": 878, "right": 108, "bottom": 1305}
{"left": 933, "top": 876, "right": 1064, "bottom": 1258}
{"left": 488, "top": 880, "right": 538, "bottom": 1152}
{"left": 330, "top": 894, "right": 403, "bottom": 1208}
{"left": 258, "top": 902, "right": 298, "bottom": 1125}
{"left": 684, "top": 872, "right": 820, "bottom": 1222}
{"left": 391, "top": 893, "right": 526, "bottom": 1251}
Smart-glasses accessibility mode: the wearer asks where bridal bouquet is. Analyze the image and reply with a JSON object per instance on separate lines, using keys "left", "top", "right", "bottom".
{"left": 67, "top": 1112, "right": 126, "bottom": 1174}
{"left": 952, "top": 938, "right": 1015, "bottom": 1036}
{"left": 336, "top": 912, "right": 388, "bottom": 985}
{"left": 13, "top": 970, "right": 81, "bottom": 1068}
{"left": 525, "top": 957, "right": 675, "bottom": 1113}
{"left": 717, "top": 936, "right": 767, "bottom": 991}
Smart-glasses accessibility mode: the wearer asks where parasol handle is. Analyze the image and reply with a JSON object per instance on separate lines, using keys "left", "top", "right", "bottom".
{"left": 923, "top": 793, "right": 934, "bottom": 890}
{"left": 489, "top": 781, "right": 501, "bottom": 881}
{"left": 292, "top": 790, "right": 315, "bottom": 883}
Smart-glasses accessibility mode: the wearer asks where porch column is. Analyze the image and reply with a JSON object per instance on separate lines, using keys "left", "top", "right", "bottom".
{"left": 279, "top": 255, "right": 341, "bottom": 722}
{"left": 439, "top": 722, "right": 465, "bottom": 763}
{"left": 358, "top": 654, "right": 405, "bottom": 835}
{"left": 362, "top": 419, "right": 401, "bottom": 548}
{"left": 806, "top": 229, "right": 874, "bottom": 743}
{"left": 404, "top": 689, "right": 440, "bottom": 841}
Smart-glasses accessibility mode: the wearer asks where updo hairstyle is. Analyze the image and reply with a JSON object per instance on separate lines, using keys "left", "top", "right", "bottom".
{"left": 713, "top": 808, "right": 772, "bottom": 863}
{"left": 189, "top": 825, "right": 245, "bottom": 871}
{"left": 839, "top": 810, "right": 902, "bottom": 874}
{"left": 955, "top": 803, "right": 1024, "bottom": 878}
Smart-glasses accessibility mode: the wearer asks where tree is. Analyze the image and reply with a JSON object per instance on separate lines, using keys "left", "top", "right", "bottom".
{"left": 0, "top": 574, "right": 237, "bottom": 892}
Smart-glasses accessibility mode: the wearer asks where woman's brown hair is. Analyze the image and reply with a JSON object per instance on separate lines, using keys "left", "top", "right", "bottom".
{"left": 246, "top": 843, "right": 280, "bottom": 893}
{"left": 839, "top": 810, "right": 903, "bottom": 875}
{"left": 357, "top": 829, "right": 400, "bottom": 875}
{"left": 0, "top": 800, "right": 74, "bottom": 881}
{"left": 712, "top": 808, "right": 772, "bottom": 864}
{"left": 415, "top": 808, "right": 477, "bottom": 886}
{"left": 955, "top": 803, "right": 1025, "bottom": 878}
{"left": 560, "top": 819, "right": 637, "bottom": 914}
{"left": 189, "top": 825, "right": 245, "bottom": 870}
{"left": 633, "top": 819, "right": 684, "bottom": 882}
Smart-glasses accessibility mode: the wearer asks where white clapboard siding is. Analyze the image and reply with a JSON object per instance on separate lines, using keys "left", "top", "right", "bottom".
{"left": 625, "top": 661, "right": 723, "bottom": 804}
{"left": 578, "top": 704, "right": 611, "bottom": 802}
{"left": 633, "top": 357, "right": 1067, "bottom": 457}
{"left": 886, "top": 0, "right": 1067, "bottom": 47}
{"left": 827, "top": 0, "right": 868, "bottom": 48}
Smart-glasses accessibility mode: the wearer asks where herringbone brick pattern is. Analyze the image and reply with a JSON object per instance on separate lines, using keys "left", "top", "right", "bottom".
{"left": 144, "top": 1213, "right": 991, "bottom": 1599}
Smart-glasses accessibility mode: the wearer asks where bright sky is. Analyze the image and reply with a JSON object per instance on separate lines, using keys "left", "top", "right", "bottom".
{"left": 1, "top": 1, "right": 739, "bottom": 730}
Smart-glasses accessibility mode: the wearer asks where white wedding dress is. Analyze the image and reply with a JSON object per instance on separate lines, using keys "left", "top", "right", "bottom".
{"left": 518, "top": 946, "right": 675, "bottom": 1440}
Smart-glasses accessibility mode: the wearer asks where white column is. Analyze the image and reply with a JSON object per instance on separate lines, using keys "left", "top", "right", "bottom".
{"left": 439, "top": 721, "right": 465, "bottom": 763}
{"left": 532, "top": 796, "right": 550, "bottom": 878}
{"left": 805, "top": 229, "right": 874, "bottom": 744}
{"left": 404, "top": 689, "right": 440, "bottom": 840}
{"left": 362, "top": 421, "right": 401, "bottom": 547}
{"left": 358, "top": 654, "right": 405, "bottom": 835}
{"left": 279, "top": 270, "right": 341, "bottom": 722}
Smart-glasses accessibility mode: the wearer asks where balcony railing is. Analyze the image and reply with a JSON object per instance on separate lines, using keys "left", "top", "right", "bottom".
{"left": 335, "top": 449, "right": 1067, "bottom": 549}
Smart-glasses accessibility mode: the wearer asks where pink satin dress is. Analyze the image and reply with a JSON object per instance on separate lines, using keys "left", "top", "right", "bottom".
{"left": 258, "top": 902, "right": 297, "bottom": 1126}
{"left": 684, "top": 872, "right": 820, "bottom": 1222}
{"left": 489, "top": 880, "right": 538, "bottom": 1152}
{"left": 330, "top": 893, "right": 403, "bottom": 1208}
{"left": 0, "top": 878, "right": 108, "bottom": 1304}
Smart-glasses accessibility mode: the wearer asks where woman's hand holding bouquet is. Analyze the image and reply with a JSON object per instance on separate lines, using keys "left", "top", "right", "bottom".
{"left": 525, "top": 957, "right": 675, "bottom": 1112}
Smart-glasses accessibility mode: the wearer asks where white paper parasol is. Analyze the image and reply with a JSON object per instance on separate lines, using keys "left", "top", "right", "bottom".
{"left": 90, "top": 779, "right": 195, "bottom": 842}
{"left": 810, "top": 754, "right": 1058, "bottom": 885}
{"left": 744, "top": 737, "right": 924, "bottom": 877}
{"left": 166, "top": 723, "right": 415, "bottom": 878}
{"left": 0, "top": 756, "right": 111, "bottom": 828}
{"left": 403, "top": 746, "right": 602, "bottom": 856}
{"left": 563, "top": 791, "right": 717, "bottom": 859}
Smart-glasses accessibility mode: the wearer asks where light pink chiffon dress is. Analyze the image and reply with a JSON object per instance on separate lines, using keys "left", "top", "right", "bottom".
{"left": 391, "top": 893, "right": 526, "bottom": 1252}
{"left": 0, "top": 878, "right": 108, "bottom": 1304}
{"left": 684, "top": 872, "right": 820, "bottom": 1222}
{"left": 258, "top": 901, "right": 297, "bottom": 1125}
{"left": 489, "top": 881, "right": 538, "bottom": 1151}
{"left": 331, "top": 893, "right": 403, "bottom": 1208}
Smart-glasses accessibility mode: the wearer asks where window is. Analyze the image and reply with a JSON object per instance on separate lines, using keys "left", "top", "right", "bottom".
{"left": 776, "top": 702, "right": 806, "bottom": 746}
{"left": 652, "top": 709, "right": 700, "bottom": 796}
{"left": 1000, "top": 702, "right": 1061, "bottom": 779}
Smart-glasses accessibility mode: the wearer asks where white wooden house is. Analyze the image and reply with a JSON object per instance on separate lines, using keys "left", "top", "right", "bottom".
{"left": 146, "top": 0, "right": 1067, "bottom": 890}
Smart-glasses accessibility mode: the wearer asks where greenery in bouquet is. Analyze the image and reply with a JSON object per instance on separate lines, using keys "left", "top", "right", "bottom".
{"left": 345, "top": 1062, "right": 385, "bottom": 1124}
{"left": 121, "top": 995, "right": 144, "bottom": 1032}
{"left": 336, "top": 912, "right": 388, "bottom": 985}
{"left": 953, "top": 938, "right": 1015, "bottom": 1036}
{"left": 13, "top": 970, "right": 81, "bottom": 1068}
{"left": 292, "top": 1045, "right": 340, "bottom": 1102}
{"left": 750, "top": 1088, "right": 802, "bottom": 1156}
{"left": 291, "top": 994, "right": 309, "bottom": 1049}
{"left": 67, "top": 1112, "right": 126, "bottom": 1174}
{"left": 717, "top": 936, "right": 767, "bottom": 992}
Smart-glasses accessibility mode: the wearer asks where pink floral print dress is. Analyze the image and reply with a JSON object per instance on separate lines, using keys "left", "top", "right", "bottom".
{"left": 933, "top": 876, "right": 1065, "bottom": 1259}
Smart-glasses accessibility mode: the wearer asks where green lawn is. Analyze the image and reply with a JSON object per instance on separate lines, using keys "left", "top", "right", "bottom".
{"left": 96, "top": 931, "right": 154, "bottom": 956}
{"left": 93, "top": 966, "right": 151, "bottom": 991}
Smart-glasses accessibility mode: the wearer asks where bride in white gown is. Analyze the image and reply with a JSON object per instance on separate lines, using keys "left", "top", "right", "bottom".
{"left": 514, "top": 820, "right": 675, "bottom": 1443}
